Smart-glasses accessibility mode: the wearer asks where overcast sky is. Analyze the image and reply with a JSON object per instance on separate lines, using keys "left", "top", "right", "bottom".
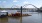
{"left": 0, "top": 0, "right": 42, "bottom": 8}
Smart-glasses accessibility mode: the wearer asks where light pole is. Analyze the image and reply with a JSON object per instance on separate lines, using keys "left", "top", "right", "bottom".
{"left": 20, "top": 6, "right": 22, "bottom": 23}
{"left": 21, "top": 6, "right": 22, "bottom": 16}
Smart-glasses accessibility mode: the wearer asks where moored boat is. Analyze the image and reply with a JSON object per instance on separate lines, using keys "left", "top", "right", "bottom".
{"left": 0, "top": 10, "right": 8, "bottom": 18}
{"left": 8, "top": 12, "right": 31, "bottom": 17}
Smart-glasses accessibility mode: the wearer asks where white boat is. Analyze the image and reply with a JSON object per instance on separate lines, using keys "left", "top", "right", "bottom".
{"left": 0, "top": 10, "right": 8, "bottom": 18}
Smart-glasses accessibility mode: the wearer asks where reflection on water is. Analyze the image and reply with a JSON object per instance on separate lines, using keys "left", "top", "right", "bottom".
{"left": 8, "top": 17, "right": 22, "bottom": 23}
{"left": 0, "top": 12, "right": 42, "bottom": 23}
{"left": 0, "top": 17, "right": 8, "bottom": 23}
{"left": 0, "top": 17, "right": 22, "bottom": 23}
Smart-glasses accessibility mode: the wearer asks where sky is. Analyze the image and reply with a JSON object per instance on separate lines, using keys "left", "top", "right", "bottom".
{"left": 0, "top": 0, "right": 42, "bottom": 8}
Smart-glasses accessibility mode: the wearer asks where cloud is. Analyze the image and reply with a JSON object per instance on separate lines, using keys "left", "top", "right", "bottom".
{"left": 23, "top": 1, "right": 30, "bottom": 5}
{"left": 13, "top": 0, "right": 18, "bottom": 2}
{"left": 0, "top": 1, "right": 1, "bottom": 3}
{"left": 25, "top": 5, "right": 35, "bottom": 8}
{"left": 2, "top": 1, "right": 6, "bottom": 5}
{"left": 3, "top": 1, "right": 6, "bottom": 3}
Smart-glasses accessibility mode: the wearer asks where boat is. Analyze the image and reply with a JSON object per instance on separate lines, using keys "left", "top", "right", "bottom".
{"left": 0, "top": 10, "right": 8, "bottom": 18}
{"left": 8, "top": 12, "right": 31, "bottom": 17}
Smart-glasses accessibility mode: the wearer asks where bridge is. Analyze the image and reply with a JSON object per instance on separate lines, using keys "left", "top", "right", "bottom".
{"left": 11, "top": 4, "right": 38, "bottom": 12}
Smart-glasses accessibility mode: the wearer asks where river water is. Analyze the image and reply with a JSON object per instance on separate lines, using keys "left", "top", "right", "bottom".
{"left": 0, "top": 10, "right": 42, "bottom": 23}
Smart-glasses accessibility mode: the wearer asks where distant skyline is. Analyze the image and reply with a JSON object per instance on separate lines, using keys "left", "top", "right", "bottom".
{"left": 0, "top": 0, "right": 42, "bottom": 8}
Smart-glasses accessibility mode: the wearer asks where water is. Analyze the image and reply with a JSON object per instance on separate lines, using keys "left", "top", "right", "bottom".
{"left": 0, "top": 10, "right": 42, "bottom": 23}
{"left": 22, "top": 12, "right": 42, "bottom": 23}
